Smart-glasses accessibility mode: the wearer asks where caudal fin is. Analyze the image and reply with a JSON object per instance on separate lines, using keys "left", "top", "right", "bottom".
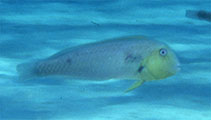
{"left": 16, "top": 60, "right": 39, "bottom": 80}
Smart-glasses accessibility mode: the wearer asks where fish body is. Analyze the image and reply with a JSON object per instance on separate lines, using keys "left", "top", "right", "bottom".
{"left": 186, "top": 10, "right": 211, "bottom": 22}
{"left": 17, "top": 36, "right": 180, "bottom": 91}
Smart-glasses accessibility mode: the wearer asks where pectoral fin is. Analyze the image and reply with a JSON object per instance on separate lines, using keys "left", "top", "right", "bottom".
{"left": 125, "top": 79, "right": 145, "bottom": 93}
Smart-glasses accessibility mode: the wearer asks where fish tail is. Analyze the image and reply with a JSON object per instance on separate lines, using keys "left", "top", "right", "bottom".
{"left": 185, "top": 10, "right": 198, "bottom": 19}
{"left": 16, "top": 60, "right": 39, "bottom": 80}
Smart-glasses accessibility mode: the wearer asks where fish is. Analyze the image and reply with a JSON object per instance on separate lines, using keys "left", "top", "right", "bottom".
{"left": 186, "top": 10, "right": 211, "bottom": 22}
{"left": 17, "top": 36, "right": 180, "bottom": 92}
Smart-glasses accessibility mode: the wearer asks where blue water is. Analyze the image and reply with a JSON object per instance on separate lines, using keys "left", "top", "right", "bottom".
{"left": 0, "top": 0, "right": 211, "bottom": 120}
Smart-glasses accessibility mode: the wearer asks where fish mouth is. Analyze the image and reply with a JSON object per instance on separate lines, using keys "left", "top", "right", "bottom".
{"left": 168, "top": 63, "right": 181, "bottom": 75}
{"left": 176, "top": 63, "right": 181, "bottom": 72}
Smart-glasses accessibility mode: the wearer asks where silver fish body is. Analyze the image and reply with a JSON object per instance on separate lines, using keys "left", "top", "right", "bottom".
{"left": 17, "top": 36, "right": 165, "bottom": 80}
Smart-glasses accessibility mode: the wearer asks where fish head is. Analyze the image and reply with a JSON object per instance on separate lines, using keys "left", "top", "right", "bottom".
{"left": 142, "top": 45, "right": 180, "bottom": 80}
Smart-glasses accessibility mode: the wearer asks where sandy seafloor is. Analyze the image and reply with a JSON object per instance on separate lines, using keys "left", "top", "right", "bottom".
{"left": 0, "top": 0, "right": 211, "bottom": 120}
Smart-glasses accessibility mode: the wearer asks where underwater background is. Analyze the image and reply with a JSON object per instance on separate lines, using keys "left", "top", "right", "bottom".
{"left": 0, "top": 0, "right": 211, "bottom": 120}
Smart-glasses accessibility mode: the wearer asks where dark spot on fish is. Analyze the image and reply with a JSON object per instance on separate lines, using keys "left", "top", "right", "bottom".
{"left": 138, "top": 66, "right": 144, "bottom": 73}
{"left": 125, "top": 54, "right": 137, "bottom": 63}
{"left": 125, "top": 54, "right": 142, "bottom": 63}
{"left": 66, "top": 58, "right": 72, "bottom": 64}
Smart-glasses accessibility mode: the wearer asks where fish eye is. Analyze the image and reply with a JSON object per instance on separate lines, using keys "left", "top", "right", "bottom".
{"left": 159, "top": 48, "right": 167, "bottom": 56}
